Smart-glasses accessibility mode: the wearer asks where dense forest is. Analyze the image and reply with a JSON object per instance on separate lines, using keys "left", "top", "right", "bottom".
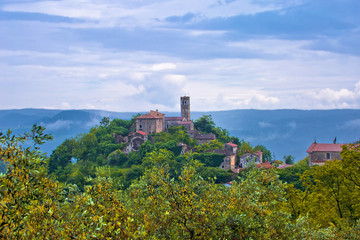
{"left": 0, "top": 116, "right": 359, "bottom": 239}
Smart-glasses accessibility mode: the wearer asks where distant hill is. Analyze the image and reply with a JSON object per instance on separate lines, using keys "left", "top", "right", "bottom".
{"left": 0, "top": 108, "right": 359, "bottom": 161}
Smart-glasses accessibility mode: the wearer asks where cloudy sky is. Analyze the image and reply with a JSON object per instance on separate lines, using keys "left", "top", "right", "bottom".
{"left": 0, "top": 0, "right": 359, "bottom": 111}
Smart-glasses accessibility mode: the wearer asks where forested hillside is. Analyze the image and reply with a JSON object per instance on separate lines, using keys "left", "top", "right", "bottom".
{"left": 1, "top": 118, "right": 359, "bottom": 238}
{"left": 47, "top": 115, "right": 243, "bottom": 189}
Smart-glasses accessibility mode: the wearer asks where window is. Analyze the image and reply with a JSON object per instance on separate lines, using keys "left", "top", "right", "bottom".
{"left": 326, "top": 153, "right": 331, "bottom": 159}
{"left": 139, "top": 124, "right": 142, "bottom": 129}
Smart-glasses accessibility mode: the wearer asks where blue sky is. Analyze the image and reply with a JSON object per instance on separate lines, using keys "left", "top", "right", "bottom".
{"left": 0, "top": 0, "right": 359, "bottom": 111}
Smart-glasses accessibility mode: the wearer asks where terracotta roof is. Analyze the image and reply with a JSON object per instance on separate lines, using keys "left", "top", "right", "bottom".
{"left": 226, "top": 142, "right": 238, "bottom": 147}
{"left": 306, "top": 143, "right": 345, "bottom": 153}
{"left": 136, "top": 131, "right": 148, "bottom": 136}
{"left": 137, "top": 110, "right": 165, "bottom": 119}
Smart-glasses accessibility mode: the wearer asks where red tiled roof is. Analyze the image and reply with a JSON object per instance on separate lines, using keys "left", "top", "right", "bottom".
{"left": 136, "top": 131, "right": 148, "bottom": 136}
{"left": 227, "top": 142, "right": 238, "bottom": 147}
{"left": 306, "top": 143, "right": 345, "bottom": 153}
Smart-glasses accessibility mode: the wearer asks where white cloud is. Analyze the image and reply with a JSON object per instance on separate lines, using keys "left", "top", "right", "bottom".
{"left": 1, "top": 34, "right": 360, "bottom": 111}
{"left": 150, "top": 63, "right": 176, "bottom": 71}
{"left": 2, "top": 0, "right": 303, "bottom": 28}
{"left": 247, "top": 94, "right": 280, "bottom": 106}
{"left": 304, "top": 87, "right": 360, "bottom": 109}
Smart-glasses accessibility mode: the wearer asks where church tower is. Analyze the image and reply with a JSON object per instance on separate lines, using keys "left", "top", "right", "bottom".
{"left": 181, "top": 96, "right": 190, "bottom": 121}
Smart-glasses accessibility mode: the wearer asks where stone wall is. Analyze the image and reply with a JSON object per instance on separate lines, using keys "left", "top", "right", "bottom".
{"left": 136, "top": 118, "right": 164, "bottom": 134}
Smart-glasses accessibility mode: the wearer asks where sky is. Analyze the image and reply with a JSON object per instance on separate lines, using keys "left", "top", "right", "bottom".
{"left": 0, "top": 0, "right": 359, "bottom": 112}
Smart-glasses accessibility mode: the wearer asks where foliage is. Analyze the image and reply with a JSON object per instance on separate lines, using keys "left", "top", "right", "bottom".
{"left": 277, "top": 157, "right": 310, "bottom": 190}
{"left": 48, "top": 118, "right": 133, "bottom": 186}
{"left": 0, "top": 126, "right": 65, "bottom": 239}
{"left": 284, "top": 154, "right": 295, "bottom": 164}
{"left": 282, "top": 146, "right": 360, "bottom": 235}
{"left": 198, "top": 166, "right": 234, "bottom": 183}
{"left": 237, "top": 140, "right": 272, "bottom": 162}
{"left": 0, "top": 127, "right": 344, "bottom": 239}
{"left": 193, "top": 152, "right": 226, "bottom": 168}
{"left": 194, "top": 139, "right": 223, "bottom": 153}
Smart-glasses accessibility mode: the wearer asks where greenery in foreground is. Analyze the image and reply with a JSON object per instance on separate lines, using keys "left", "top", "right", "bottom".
{"left": 0, "top": 123, "right": 360, "bottom": 239}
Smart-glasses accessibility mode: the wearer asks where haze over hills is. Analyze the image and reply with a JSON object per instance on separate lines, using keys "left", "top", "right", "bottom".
{"left": 0, "top": 108, "right": 359, "bottom": 161}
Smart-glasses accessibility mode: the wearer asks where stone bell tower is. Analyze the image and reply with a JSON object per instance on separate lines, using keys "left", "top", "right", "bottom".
{"left": 181, "top": 96, "right": 190, "bottom": 121}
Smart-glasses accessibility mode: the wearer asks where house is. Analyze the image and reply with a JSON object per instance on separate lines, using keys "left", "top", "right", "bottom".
{"left": 218, "top": 142, "right": 238, "bottom": 171}
{"left": 239, "top": 151, "right": 263, "bottom": 168}
{"left": 307, "top": 142, "right": 345, "bottom": 166}
{"left": 136, "top": 110, "right": 165, "bottom": 134}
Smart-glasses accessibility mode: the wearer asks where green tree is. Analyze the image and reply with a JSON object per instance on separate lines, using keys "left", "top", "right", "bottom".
{"left": 48, "top": 138, "right": 77, "bottom": 173}
{"left": 0, "top": 126, "right": 66, "bottom": 238}
{"left": 283, "top": 154, "right": 295, "bottom": 164}
{"left": 194, "top": 115, "right": 215, "bottom": 133}
{"left": 100, "top": 117, "right": 110, "bottom": 127}
{"left": 254, "top": 144, "right": 272, "bottom": 162}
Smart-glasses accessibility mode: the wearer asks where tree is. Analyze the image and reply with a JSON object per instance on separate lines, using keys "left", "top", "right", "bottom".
{"left": 100, "top": 117, "right": 110, "bottom": 127}
{"left": 254, "top": 144, "right": 272, "bottom": 162}
{"left": 194, "top": 115, "right": 215, "bottom": 133}
{"left": 48, "top": 138, "right": 77, "bottom": 173}
{"left": 283, "top": 155, "right": 295, "bottom": 165}
{"left": 291, "top": 148, "right": 360, "bottom": 231}
{"left": 0, "top": 126, "right": 65, "bottom": 238}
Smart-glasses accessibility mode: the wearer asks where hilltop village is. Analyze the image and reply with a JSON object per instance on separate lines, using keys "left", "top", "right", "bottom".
{"left": 114, "top": 96, "right": 269, "bottom": 172}
{"left": 113, "top": 96, "right": 351, "bottom": 171}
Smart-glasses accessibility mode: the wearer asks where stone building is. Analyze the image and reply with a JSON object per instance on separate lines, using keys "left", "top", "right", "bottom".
{"left": 137, "top": 96, "right": 194, "bottom": 135}
{"left": 239, "top": 151, "right": 263, "bottom": 168}
{"left": 165, "top": 117, "right": 194, "bottom": 132}
{"left": 218, "top": 142, "right": 238, "bottom": 171}
{"left": 136, "top": 110, "right": 165, "bottom": 134}
{"left": 306, "top": 142, "right": 344, "bottom": 166}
